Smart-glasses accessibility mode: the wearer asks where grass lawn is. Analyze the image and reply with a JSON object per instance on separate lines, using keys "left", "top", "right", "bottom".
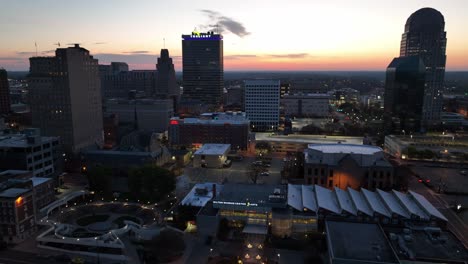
{"left": 76, "top": 214, "right": 110, "bottom": 226}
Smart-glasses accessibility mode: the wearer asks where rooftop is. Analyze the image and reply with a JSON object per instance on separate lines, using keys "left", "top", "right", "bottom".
{"left": 282, "top": 93, "right": 330, "bottom": 98}
{"left": 180, "top": 182, "right": 223, "bottom": 207}
{"left": 171, "top": 112, "right": 249, "bottom": 125}
{"left": 0, "top": 134, "right": 57, "bottom": 148}
{"left": 386, "top": 227, "right": 468, "bottom": 262}
{"left": 0, "top": 188, "right": 30, "bottom": 198}
{"left": 194, "top": 144, "right": 231, "bottom": 156}
{"left": 255, "top": 133, "right": 363, "bottom": 145}
{"left": 307, "top": 143, "right": 383, "bottom": 155}
{"left": 287, "top": 184, "right": 447, "bottom": 222}
{"left": 0, "top": 170, "right": 31, "bottom": 178}
{"left": 326, "top": 221, "right": 400, "bottom": 263}
{"left": 30, "top": 177, "right": 53, "bottom": 187}
{"left": 305, "top": 143, "right": 390, "bottom": 167}
{"left": 213, "top": 183, "right": 287, "bottom": 211}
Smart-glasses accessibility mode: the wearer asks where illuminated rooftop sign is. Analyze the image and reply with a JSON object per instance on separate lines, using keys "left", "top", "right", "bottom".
{"left": 182, "top": 31, "right": 222, "bottom": 41}
{"left": 213, "top": 200, "right": 258, "bottom": 207}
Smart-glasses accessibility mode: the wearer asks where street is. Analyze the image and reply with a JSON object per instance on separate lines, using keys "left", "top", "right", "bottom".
{"left": 408, "top": 175, "right": 468, "bottom": 248}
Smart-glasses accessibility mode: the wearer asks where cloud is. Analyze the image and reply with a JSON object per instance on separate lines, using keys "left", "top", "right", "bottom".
{"left": 41, "top": 50, "right": 55, "bottom": 54}
{"left": 16, "top": 51, "right": 37, "bottom": 56}
{"left": 200, "top": 10, "right": 250, "bottom": 37}
{"left": 93, "top": 42, "right": 107, "bottom": 45}
{"left": 266, "top": 53, "right": 311, "bottom": 59}
{"left": 225, "top": 54, "right": 257, "bottom": 60}
{"left": 122, "top": 51, "right": 150, "bottom": 54}
{"left": 0, "top": 57, "right": 24, "bottom": 61}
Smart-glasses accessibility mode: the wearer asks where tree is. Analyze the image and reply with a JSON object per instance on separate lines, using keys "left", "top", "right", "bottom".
{"left": 175, "top": 204, "right": 200, "bottom": 230}
{"left": 300, "top": 124, "right": 323, "bottom": 134}
{"left": 141, "top": 228, "right": 186, "bottom": 263}
{"left": 87, "top": 166, "right": 112, "bottom": 195}
{"left": 128, "top": 165, "right": 176, "bottom": 201}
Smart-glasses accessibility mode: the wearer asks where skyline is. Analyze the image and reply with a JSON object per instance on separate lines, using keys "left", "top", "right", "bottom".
{"left": 1, "top": 0, "right": 468, "bottom": 71}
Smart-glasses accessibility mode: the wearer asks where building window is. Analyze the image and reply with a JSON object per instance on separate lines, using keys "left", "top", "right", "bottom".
{"left": 308, "top": 168, "right": 312, "bottom": 175}
{"left": 329, "top": 180, "right": 333, "bottom": 187}
{"left": 314, "top": 168, "right": 318, "bottom": 176}
{"left": 314, "top": 178, "right": 318, "bottom": 184}
{"left": 307, "top": 178, "right": 312, "bottom": 185}
{"left": 329, "top": 170, "right": 334, "bottom": 177}
{"left": 321, "top": 168, "right": 324, "bottom": 176}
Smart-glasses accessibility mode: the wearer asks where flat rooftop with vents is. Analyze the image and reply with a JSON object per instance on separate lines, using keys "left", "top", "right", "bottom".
{"left": 326, "top": 221, "right": 400, "bottom": 264}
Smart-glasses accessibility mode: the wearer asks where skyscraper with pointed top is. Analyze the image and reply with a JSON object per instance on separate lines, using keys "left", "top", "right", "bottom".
{"left": 156, "top": 49, "right": 179, "bottom": 98}
{"left": 399, "top": 7, "right": 447, "bottom": 125}
{"left": 156, "top": 49, "right": 179, "bottom": 112}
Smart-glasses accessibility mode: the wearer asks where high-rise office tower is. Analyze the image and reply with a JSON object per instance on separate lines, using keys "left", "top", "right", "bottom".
{"left": 384, "top": 56, "right": 426, "bottom": 133}
{"left": 182, "top": 31, "right": 223, "bottom": 105}
{"left": 29, "top": 44, "right": 103, "bottom": 153}
{"left": 0, "top": 69, "right": 11, "bottom": 116}
{"left": 400, "top": 7, "right": 447, "bottom": 124}
{"left": 156, "top": 49, "right": 179, "bottom": 112}
{"left": 244, "top": 80, "right": 280, "bottom": 131}
{"left": 156, "top": 49, "right": 179, "bottom": 98}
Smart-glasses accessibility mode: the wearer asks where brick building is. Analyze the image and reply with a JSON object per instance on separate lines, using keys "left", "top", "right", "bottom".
{"left": 169, "top": 112, "right": 250, "bottom": 150}
{"left": 304, "top": 144, "right": 394, "bottom": 190}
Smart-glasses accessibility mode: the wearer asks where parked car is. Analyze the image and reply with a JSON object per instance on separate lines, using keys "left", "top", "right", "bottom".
{"left": 223, "top": 160, "right": 232, "bottom": 167}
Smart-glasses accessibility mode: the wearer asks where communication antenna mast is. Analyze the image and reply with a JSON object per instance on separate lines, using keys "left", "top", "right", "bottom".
{"left": 53, "top": 42, "right": 61, "bottom": 47}
{"left": 163, "top": 38, "right": 165, "bottom": 49}
{"left": 34, "top": 41, "right": 38, "bottom": 56}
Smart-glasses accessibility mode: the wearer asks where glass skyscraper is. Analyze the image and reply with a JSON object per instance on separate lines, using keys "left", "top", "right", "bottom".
{"left": 182, "top": 32, "right": 223, "bottom": 105}
{"left": 400, "top": 7, "right": 447, "bottom": 124}
{"left": 384, "top": 56, "right": 426, "bottom": 133}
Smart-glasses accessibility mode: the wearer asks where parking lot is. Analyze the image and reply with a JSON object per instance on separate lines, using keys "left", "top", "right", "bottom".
{"left": 184, "top": 155, "right": 283, "bottom": 185}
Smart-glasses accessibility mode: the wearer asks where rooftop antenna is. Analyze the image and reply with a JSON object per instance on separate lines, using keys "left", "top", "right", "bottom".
{"left": 53, "top": 42, "right": 61, "bottom": 47}
{"left": 163, "top": 38, "right": 165, "bottom": 49}
{"left": 34, "top": 41, "right": 38, "bottom": 56}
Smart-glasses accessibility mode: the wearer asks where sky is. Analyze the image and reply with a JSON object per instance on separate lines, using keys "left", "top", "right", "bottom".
{"left": 1, "top": 0, "right": 468, "bottom": 71}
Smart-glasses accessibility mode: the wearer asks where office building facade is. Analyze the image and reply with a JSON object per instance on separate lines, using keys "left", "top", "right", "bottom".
{"left": 182, "top": 32, "right": 223, "bottom": 105}
{"left": 384, "top": 56, "right": 426, "bottom": 133}
{"left": 244, "top": 80, "right": 280, "bottom": 131}
{"left": 156, "top": 49, "right": 179, "bottom": 98}
{"left": 0, "top": 128, "right": 61, "bottom": 178}
{"left": 100, "top": 68, "right": 157, "bottom": 99}
{"left": 156, "top": 49, "right": 179, "bottom": 113}
{"left": 0, "top": 69, "right": 11, "bottom": 116}
{"left": 281, "top": 93, "right": 330, "bottom": 117}
{"left": 29, "top": 45, "right": 103, "bottom": 153}
{"left": 400, "top": 8, "right": 447, "bottom": 124}
{"left": 105, "top": 98, "right": 173, "bottom": 133}
{"left": 169, "top": 112, "right": 250, "bottom": 150}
